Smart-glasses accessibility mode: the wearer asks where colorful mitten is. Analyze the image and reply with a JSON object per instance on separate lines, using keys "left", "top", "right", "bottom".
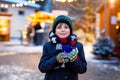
{"left": 56, "top": 52, "right": 69, "bottom": 63}
{"left": 69, "top": 48, "right": 78, "bottom": 62}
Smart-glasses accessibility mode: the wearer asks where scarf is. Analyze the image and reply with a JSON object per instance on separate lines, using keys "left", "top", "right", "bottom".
{"left": 49, "top": 31, "right": 78, "bottom": 53}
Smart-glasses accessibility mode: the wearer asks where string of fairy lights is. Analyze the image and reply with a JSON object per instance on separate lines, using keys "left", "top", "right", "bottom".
{"left": 0, "top": 0, "right": 76, "bottom": 8}
{"left": 56, "top": 0, "right": 76, "bottom": 2}
{"left": 0, "top": 0, "right": 44, "bottom": 8}
{"left": 0, "top": 3, "right": 27, "bottom": 8}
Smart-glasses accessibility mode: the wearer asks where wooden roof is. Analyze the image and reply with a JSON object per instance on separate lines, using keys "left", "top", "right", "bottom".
{"left": 0, "top": 13, "right": 12, "bottom": 16}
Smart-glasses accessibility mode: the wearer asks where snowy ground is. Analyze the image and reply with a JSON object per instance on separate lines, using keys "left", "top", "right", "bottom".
{"left": 0, "top": 65, "right": 44, "bottom": 80}
{"left": 0, "top": 40, "right": 45, "bottom": 80}
{"left": 84, "top": 43, "right": 120, "bottom": 72}
{"left": 0, "top": 41, "right": 120, "bottom": 80}
{"left": 0, "top": 45, "right": 42, "bottom": 55}
{"left": 0, "top": 40, "right": 43, "bottom": 56}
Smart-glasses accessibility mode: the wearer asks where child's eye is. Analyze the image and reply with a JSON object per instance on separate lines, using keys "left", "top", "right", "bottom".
{"left": 65, "top": 26, "right": 69, "bottom": 29}
{"left": 57, "top": 26, "right": 61, "bottom": 29}
{"left": 56, "top": 23, "right": 62, "bottom": 29}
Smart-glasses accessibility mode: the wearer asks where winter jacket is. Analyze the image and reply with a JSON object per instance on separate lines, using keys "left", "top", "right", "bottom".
{"left": 38, "top": 42, "right": 87, "bottom": 80}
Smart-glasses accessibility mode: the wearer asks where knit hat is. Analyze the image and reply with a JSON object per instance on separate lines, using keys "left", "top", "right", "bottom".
{"left": 52, "top": 15, "right": 73, "bottom": 34}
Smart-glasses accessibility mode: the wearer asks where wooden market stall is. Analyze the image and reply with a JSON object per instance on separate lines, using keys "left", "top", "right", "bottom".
{"left": 97, "top": 0, "right": 120, "bottom": 45}
{"left": 25, "top": 11, "right": 55, "bottom": 45}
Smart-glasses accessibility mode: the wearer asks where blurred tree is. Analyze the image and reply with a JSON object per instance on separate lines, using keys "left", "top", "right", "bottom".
{"left": 70, "top": 0, "right": 102, "bottom": 33}
{"left": 28, "top": 0, "right": 102, "bottom": 32}
{"left": 53, "top": 0, "right": 102, "bottom": 33}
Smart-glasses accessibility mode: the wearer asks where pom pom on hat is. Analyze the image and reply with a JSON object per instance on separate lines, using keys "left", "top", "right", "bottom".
{"left": 52, "top": 15, "right": 73, "bottom": 34}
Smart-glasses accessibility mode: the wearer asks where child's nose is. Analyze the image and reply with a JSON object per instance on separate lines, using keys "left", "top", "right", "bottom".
{"left": 61, "top": 27, "right": 65, "bottom": 31}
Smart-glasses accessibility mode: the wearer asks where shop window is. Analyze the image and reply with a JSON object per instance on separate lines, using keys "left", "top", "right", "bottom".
{"left": 0, "top": 19, "right": 9, "bottom": 35}
{"left": 0, "top": 8, "right": 8, "bottom": 12}
{"left": 18, "top": 10, "right": 25, "bottom": 15}
{"left": 117, "top": 12, "right": 120, "bottom": 22}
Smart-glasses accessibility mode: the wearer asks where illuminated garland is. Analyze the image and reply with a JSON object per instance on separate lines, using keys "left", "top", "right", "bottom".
{"left": 56, "top": 0, "right": 76, "bottom": 2}
{"left": 0, "top": 0, "right": 44, "bottom": 8}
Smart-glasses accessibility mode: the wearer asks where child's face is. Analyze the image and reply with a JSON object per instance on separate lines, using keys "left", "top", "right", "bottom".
{"left": 55, "top": 23, "right": 70, "bottom": 38}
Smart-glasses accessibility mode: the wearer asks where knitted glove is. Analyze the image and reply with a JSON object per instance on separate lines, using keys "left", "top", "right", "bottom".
{"left": 56, "top": 52, "right": 69, "bottom": 63}
{"left": 69, "top": 48, "right": 78, "bottom": 62}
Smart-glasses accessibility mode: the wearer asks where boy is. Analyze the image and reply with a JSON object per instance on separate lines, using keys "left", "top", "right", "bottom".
{"left": 38, "top": 15, "right": 87, "bottom": 80}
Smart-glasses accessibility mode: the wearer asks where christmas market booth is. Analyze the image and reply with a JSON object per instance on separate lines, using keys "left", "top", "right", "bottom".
{"left": 23, "top": 11, "right": 55, "bottom": 45}
{"left": 96, "top": 0, "right": 120, "bottom": 57}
